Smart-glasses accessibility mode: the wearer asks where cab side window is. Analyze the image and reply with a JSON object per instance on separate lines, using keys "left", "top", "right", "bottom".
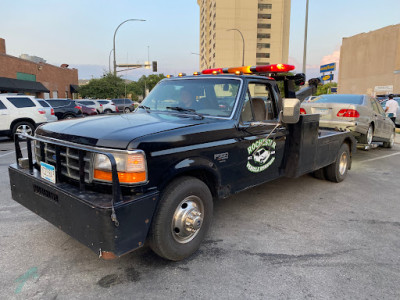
{"left": 240, "top": 82, "right": 277, "bottom": 123}
{"left": 0, "top": 100, "right": 6, "bottom": 109}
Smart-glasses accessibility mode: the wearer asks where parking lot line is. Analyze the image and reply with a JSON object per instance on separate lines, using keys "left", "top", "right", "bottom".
{"left": 359, "top": 151, "right": 400, "bottom": 163}
{"left": 0, "top": 147, "right": 27, "bottom": 158}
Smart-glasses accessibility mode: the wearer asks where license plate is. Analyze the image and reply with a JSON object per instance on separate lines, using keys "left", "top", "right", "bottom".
{"left": 314, "top": 108, "right": 329, "bottom": 115}
{"left": 40, "top": 162, "right": 56, "bottom": 184}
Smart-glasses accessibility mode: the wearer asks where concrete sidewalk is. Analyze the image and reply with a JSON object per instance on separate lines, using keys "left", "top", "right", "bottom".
{"left": 396, "top": 128, "right": 400, "bottom": 143}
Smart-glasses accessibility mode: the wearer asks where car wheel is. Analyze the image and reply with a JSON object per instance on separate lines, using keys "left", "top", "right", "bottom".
{"left": 83, "top": 113, "right": 88, "bottom": 117}
{"left": 324, "top": 143, "right": 350, "bottom": 183}
{"left": 382, "top": 131, "right": 395, "bottom": 148}
{"left": 104, "top": 109, "right": 112, "bottom": 114}
{"left": 124, "top": 107, "right": 131, "bottom": 113}
{"left": 12, "top": 121, "right": 35, "bottom": 139}
{"left": 63, "top": 114, "right": 75, "bottom": 119}
{"left": 361, "top": 125, "right": 373, "bottom": 145}
{"left": 149, "top": 176, "right": 213, "bottom": 261}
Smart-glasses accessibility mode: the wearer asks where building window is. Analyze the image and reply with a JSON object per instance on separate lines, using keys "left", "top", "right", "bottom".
{"left": 257, "top": 23, "right": 271, "bottom": 29}
{"left": 257, "top": 33, "right": 271, "bottom": 39}
{"left": 258, "top": 14, "right": 271, "bottom": 19}
{"left": 258, "top": 4, "right": 272, "bottom": 9}
{"left": 53, "top": 91, "right": 58, "bottom": 98}
{"left": 257, "top": 43, "right": 270, "bottom": 48}
{"left": 256, "top": 53, "right": 270, "bottom": 58}
{"left": 256, "top": 61, "right": 270, "bottom": 66}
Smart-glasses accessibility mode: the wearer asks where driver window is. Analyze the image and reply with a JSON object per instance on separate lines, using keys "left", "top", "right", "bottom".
{"left": 241, "top": 82, "right": 277, "bottom": 123}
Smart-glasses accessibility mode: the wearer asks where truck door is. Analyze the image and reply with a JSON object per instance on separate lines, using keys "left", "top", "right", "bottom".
{"left": 234, "top": 81, "right": 287, "bottom": 191}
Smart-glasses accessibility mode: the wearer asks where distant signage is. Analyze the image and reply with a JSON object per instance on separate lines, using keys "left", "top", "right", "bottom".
{"left": 320, "top": 63, "right": 336, "bottom": 73}
{"left": 374, "top": 85, "right": 393, "bottom": 93}
{"left": 330, "top": 87, "right": 337, "bottom": 93}
{"left": 321, "top": 74, "right": 334, "bottom": 81}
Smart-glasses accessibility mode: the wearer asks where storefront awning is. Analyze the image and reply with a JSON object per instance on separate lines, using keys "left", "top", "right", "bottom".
{"left": 70, "top": 84, "right": 80, "bottom": 93}
{"left": 0, "top": 77, "right": 49, "bottom": 93}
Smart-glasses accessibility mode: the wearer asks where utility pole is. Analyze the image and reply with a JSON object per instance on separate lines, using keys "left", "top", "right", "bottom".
{"left": 302, "top": 0, "right": 310, "bottom": 74}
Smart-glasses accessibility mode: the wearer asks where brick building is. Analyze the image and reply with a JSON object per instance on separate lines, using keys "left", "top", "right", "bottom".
{"left": 0, "top": 38, "right": 79, "bottom": 98}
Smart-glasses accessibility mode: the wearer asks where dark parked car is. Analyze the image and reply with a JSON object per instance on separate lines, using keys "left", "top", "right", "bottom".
{"left": 46, "top": 99, "right": 83, "bottom": 120}
{"left": 111, "top": 98, "right": 137, "bottom": 113}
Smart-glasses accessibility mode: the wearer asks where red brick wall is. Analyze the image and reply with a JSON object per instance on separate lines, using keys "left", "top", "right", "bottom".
{"left": 0, "top": 52, "right": 78, "bottom": 98}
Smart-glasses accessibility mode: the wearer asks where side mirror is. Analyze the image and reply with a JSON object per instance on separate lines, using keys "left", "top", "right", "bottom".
{"left": 281, "top": 98, "right": 300, "bottom": 124}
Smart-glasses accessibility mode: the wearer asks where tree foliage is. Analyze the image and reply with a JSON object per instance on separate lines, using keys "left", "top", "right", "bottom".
{"left": 316, "top": 82, "right": 338, "bottom": 96}
{"left": 79, "top": 73, "right": 125, "bottom": 99}
{"left": 127, "top": 74, "right": 166, "bottom": 100}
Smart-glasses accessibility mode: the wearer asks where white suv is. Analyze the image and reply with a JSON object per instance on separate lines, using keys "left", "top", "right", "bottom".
{"left": 0, "top": 94, "right": 48, "bottom": 139}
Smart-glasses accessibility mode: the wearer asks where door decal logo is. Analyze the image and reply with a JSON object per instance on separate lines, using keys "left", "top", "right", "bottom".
{"left": 247, "top": 139, "right": 276, "bottom": 173}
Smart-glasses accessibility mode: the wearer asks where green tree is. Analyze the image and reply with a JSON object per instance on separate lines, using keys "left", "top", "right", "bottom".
{"left": 127, "top": 74, "right": 166, "bottom": 101}
{"left": 316, "top": 82, "right": 338, "bottom": 96}
{"left": 79, "top": 73, "right": 125, "bottom": 99}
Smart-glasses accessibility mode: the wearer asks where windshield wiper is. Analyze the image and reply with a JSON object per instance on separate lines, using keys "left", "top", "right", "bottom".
{"left": 166, "top": 106, "right": 204, "bottom": 119}
{"left": 138, "top": 105, "right": 151, "bottom": 113}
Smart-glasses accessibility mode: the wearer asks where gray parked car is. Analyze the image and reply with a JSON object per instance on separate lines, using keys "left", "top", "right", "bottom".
{"left": 300, "top": 94, "right": 395, "bottom": 147}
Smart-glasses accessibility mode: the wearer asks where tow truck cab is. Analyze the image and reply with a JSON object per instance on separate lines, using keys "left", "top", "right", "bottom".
{"left": 8, "top": 64, "right": 356, "bottom": 261}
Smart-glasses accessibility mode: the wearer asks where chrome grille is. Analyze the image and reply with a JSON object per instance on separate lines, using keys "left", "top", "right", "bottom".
{"left": 35, "top": 141, "right": 92, "bottom": 183}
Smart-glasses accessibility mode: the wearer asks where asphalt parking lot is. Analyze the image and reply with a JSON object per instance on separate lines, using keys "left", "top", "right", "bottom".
{"left": 1, "top": 135, "right": 400, "bottom": 299}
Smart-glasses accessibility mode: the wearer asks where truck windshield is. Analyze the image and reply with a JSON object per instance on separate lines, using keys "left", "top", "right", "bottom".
{"left": 141, "top": 78, "right": 241, "bottom": 117}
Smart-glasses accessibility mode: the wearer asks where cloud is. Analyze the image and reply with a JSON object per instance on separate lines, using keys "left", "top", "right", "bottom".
{"left": 320, "top": 50, "right": 340, "bottom": 65}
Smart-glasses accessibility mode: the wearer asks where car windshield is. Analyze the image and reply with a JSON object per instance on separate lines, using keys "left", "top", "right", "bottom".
{"left": 141, "top": 78, "right": 241, "bottom": 117}
{"left": 309, "top": 95, "right": 364, "bottom": 104}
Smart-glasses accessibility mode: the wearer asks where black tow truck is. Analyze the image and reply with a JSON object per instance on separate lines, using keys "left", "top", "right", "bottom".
{"left": 9, "top": 64, "right": 356, "bottom": 261}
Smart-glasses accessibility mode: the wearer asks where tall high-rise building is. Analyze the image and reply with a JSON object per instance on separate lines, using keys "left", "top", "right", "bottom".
{"left": 197, "top": 0, "right": 291, "bottom": 70}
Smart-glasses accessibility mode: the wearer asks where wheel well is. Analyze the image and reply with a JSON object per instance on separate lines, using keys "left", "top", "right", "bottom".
{"left": 10, "top": 118, "right": 36, "bottom": 131}
{"left": 162, "top": 169, "right": 218, "bottom": 199}
{"left": 370, "top": 122, "right": 375, "bottom": 132}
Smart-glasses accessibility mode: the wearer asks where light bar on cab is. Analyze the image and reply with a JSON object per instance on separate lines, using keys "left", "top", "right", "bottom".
{"left": 201, "top": 63, "right": 295, "bottom": 75}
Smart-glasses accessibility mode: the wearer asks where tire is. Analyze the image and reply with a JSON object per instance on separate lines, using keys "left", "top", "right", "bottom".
{"left": 83, "top": 113, "right": 88, "bottom": 117}
{"left": 12, "top": 121, "right": 35, "bottom": 139}
{"left": 104, "top": 109, "right": 112, "bottom": 114}
{"left": 382, "top": 131, "right": 395, "bottom": 148}
{"left": 124, "top": 107, "right": 131, "bottom": 114}
{"left": 324, "top": 143, "right": 350, "bottom": 183}
{"left": 311, "top": 168, "right": 325, "bottom": 180}
{"left": 360, "top": 124, "right": 373, "bottom": 145}
{"left": 63, "top": 114, "right": 75, "bottom": 119}
{"left": 149, "top": 176, "right": 213, "bottom": 261}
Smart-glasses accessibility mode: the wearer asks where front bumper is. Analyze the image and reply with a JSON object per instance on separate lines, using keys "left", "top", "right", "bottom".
{"left": 9, "top": 164, "right": 159, "bottom": 258}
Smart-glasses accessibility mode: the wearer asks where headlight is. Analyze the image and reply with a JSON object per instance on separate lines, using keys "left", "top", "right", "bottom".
{"left": 93, "top": 151, "right": 147, "bottom": 184}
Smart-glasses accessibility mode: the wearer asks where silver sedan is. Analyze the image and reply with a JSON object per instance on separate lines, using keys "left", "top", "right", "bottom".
{"left": 301, "top": 94, "right": 395, "bottom": 147}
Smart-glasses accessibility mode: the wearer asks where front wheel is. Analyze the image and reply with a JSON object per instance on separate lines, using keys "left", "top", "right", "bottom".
{"left": 149, "top": 176, "right": 213, "bottom": 261}
{"left": 382, "top": 131, "right": 395, "bottom": 148}
{"left": 124, "top": 107, "right": 131, "bottom": 114}
{"left": 324, "top": 143, "right": 350, "bottom": 183}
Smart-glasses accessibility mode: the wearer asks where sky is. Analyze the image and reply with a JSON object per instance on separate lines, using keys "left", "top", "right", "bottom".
{"left": 1, "top": 0, "right": 400, "bottom": 82}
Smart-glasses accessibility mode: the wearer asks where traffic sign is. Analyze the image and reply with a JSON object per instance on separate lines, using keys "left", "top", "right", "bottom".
{"left": 320, "top": 63, "right": 336, "bottom": 73}
{"left": 321, "top": 74, "right": 334, "bottom": 81}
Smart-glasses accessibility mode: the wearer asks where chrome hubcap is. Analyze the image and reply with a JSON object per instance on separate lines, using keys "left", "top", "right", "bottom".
{"left": 338, "top": 152, "right": 348, "bottom": 175}
{"left": 16, "top": 124, "right": 33, "bottom": 136}
{"left": 367, "top": 127, "right": 373, "bottom": 145}
{"left": 390, "top": 133, "right": 395, "bottom": 147}
{"left": 171, "top": 196, "right": 204, "bottom": 244}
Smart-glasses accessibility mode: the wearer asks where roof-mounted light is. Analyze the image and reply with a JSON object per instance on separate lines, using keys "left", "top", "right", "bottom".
{"left": 201, "top": 64, "right": 295, "bottom": 75}
{"left": 178, "top": 73, "right": 186, "bottom": 77}
{"left": 201, "top": 68, "right": 223, "bottom": 74}
{"left": 166, "top": 75, "right": 174, "bottom": 78}
{"left": 193, "top": 71, "right": 200, "bottom": 76}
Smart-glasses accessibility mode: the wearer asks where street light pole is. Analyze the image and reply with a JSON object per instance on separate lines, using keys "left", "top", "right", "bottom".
{"left": 227, "top": 28, "right": 245, "bottom": 66}
{"left": 302, "top": 0, "right": 310, "bottom": 74}
{"left": 113, "top": 18, "right": 146, "bottom": 76}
